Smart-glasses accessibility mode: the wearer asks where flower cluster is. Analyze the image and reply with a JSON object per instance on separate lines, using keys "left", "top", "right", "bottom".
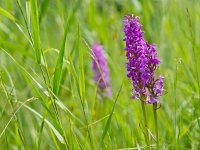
{"left": 91, "top": 43, "right": 112, "bottom": 97}
{"left": 123, "top": 14, "right": 164, "bottom": 104}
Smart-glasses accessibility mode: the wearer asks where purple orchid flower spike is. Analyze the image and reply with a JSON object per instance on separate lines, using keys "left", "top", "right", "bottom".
{"left": 123, "top": 14, "right": 164, "bottom": 104}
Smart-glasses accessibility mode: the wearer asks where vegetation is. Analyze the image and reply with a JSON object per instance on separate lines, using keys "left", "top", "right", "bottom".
{"left": 0, "top": 0, "right": 199, "bottom": 149}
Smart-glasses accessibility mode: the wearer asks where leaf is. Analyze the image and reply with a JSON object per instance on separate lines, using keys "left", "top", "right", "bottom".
{"left": 2, "top": 49, "right": 82, "bottom": 125}
{"left": 0, "top": 7, "right": 16, "bottom": 21}
{"left": 39, "top": 0, "right": 50, "bottom": 23}
{"left": 30, "top": 0, "right": 41, "bottom": 64}
{"left": 78, "top": 25, "right": 85, "bottom": 101}
{"left": 98, "top": 84, "right": 123, "bottom": 149}
{"left": 19, "top": 102, "right": 65, "bottom": 144}
{"left": 53, "top": 0, "right": 81, "bottom": 95}
{"left": 52, "top": 19, "right": 68, "bottom": 95}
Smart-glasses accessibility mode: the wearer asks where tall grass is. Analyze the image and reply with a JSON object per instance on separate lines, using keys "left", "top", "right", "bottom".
{"left": 0, "top": 0, "right": 200, "bottom": 149}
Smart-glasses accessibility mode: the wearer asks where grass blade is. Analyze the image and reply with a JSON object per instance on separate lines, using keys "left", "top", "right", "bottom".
{"left": 52, "top": 19, "right": 68, "bottom": 95}
{"left": 0, "top": 7, "right": 16, "bottom": 21}
{"left": 78, "top": 26, "right": 85, "bottom": 102}
{"left": 98, "top": 83, "right": 123, "bottom": 149}
{"left": 39, "top": 0, "right": 50, "bottom": 23}
{"left": 30, "top": 0, "right": 41, "bottom": 64}
{"left": 52, "top": 0, "right": 81, "bottom": 95}
{"left": 19, "top": 101, "right": 65, "bottom": 144}
{"left": 1, "top": 48, "right": 82, "bottom": 125}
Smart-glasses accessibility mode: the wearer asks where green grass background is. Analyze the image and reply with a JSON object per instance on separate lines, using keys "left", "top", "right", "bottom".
{"left": 0, "top": 0, "right": 200, "bottom": 149}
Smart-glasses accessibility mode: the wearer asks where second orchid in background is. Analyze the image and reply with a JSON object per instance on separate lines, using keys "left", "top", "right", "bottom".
{"left": 91, "top": 43, "right": 112, "bottom": 98}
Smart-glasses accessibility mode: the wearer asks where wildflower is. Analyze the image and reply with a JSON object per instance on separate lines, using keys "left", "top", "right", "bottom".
{"left": 123, "top": 14, "right": 164, "bottom": 104}
{"left": 91, "top": 43, "right": 112, "bottom": 97}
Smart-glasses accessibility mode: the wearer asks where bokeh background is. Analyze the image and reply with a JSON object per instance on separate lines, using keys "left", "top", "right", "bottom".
{"left": 0, "top": 0, "right": 200, "bottom": 149}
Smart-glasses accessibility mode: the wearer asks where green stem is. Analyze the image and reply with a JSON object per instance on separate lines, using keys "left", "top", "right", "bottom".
{"left": 141, "top": 100, "right": 150, "bottom": 150}
{"left": 153, "top": 103, "right": 159, "bottom": 150}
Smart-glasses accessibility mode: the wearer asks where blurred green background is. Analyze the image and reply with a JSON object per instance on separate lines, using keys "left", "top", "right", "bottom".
{"left": 0, "top": 0, "right": 200, "bottom": 149}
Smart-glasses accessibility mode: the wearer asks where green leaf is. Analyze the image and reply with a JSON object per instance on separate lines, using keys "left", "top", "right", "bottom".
{"left": 78, "top": 26, "right": 85, "bottom": 101}
{"left": 98, "top": 84, "right": 123, "bottom": 149}
{"left": 19, "top": 102, "right": 65, "bottom": 144}
{"left": 53, "top": 0, "right": 81, "bottom": 95}
{"left": 0, "top": 7, "right": 16, "bottom": 21}
{"left": 52, "top": 20, "right": 68, "bottom": 95}
{"left": 39, "top": 0, "right": 50, "bottom": 23}
{"left": 30, "top": 0, "right": 41, "bottom": 64}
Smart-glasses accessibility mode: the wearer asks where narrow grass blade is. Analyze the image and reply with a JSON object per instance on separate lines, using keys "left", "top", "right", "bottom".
{"left": 39, "top": 0, "right": 50, "bottom": 22}
{"left": 52, "top": 20, "right": 68, "bottom": 95}
{"left": 98, "top": 83, "right": 123, "bottom": 149}
{"left": 51, "top": 92, "right": 85, "bottom": 125}
{"left": 17, "top": 0, "right": 33, "bottom": 43}
{"left": 30, "top": 0, "right": 41, "bottom": 64}
{"left": 78, "top": 26, "right": 85, "bottom": 101}
{"left": 37, "top": 118, "right": 45, "bottom": 149}
{"left": 0, "top": 7, "right": 16, "bottom": 21}
{"left": 19, "top": 101, "right": 65, "bottom": 144}
{"left": 52, "top": 0, "right": 81, "bottom": 95}
{"left": 2, "top": 66, "right": 17, "bottom": 101}
{"left": 18, "top": 128, "right": 28, "bottom": 150}
{"left": 68, "top": 55, "right": 80, "bottom": 97}
{"left": 2, "top": 49, "right": 82, "bottom": 125}
{"left": 0, "top": 97, "right": 37, "bottom": 138}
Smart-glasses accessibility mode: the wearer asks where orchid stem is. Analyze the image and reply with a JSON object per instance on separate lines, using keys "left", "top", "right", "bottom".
{"left": 141, "top": 99, "right": 150, "bottom": 150}
{"left": 153, "top": 102, "right": 159, "bottom": 150}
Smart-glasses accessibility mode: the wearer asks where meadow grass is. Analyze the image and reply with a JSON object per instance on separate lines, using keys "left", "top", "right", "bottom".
{"left": 0, "top": 0, "right": 200, "bottom": 149}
